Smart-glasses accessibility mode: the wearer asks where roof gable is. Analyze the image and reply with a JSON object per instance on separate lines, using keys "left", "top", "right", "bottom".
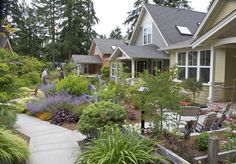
{"left": 71, "top": 54, "right": 102, "bottom": 64}
{"left": 144, "top": 4, "right": 205, "bottom": 45}
{"left": 89, "top": 38, "right": 126, "bottom": 55}
{"left": 194, "top": 0, "right": 236, "bottom": 38}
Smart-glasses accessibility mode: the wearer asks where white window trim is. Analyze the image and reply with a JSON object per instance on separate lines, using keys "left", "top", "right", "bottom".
{"left": 111, "top": 64, "right": 117, "bottom": 77}
{"left": 143, "top": 24, "right": 152, "bottom": 45}
{"left": 175, "top": 50, "right": 211, "bottom": 84}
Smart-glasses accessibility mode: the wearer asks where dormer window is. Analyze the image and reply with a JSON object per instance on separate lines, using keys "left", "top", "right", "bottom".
{"left": 176, "top": 26, "right": 192, "bottom": 35}
{"left": 143, "top": 24, "right": 152, "bottom": 45}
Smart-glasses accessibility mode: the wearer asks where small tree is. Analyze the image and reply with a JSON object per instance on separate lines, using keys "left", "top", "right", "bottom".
{"left": 182, "top": 78, "right": 202, "bottom": 103}
{"left": 140, "top": 68, "right": 184, "bottom": 134}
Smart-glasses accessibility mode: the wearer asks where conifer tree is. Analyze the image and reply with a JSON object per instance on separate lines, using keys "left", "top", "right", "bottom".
{"left": 109, "top": 26, "right": 123, "bottom": 40}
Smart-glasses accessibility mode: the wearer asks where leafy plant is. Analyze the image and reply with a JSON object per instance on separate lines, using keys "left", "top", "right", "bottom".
{"left": 51, "top": 109, "right": 78, "bottom": 125}
{"left": 77, "top": 125, "right": 165, "bottom": 164}
{"left": 39, "top": 83, "right": 56, "bottom": 96}
{"left": 79, "top": 101, "right": 127, "bottom": 137}
{"left": 0, "top": 128, "right": 30, "bottom": 163}
{"left": 0, "top": 104, "right": 17, "bottom": 129}
{"left": 101, "top": 66, "right": 110, "bottom": 77}
{"left": 56, "top": 74, "right": 89, "bottom": 96}
{"left": 182, "top": 78, "right": 202, "bottom": 103}
{"left": 195, "top": 132, "right": 210, "bottom": 151}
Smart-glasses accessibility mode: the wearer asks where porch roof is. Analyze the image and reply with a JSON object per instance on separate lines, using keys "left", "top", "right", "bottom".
{"left": 110, "top": 44, "right": 169, "bottom": 60}
{"left": 71, "top": 54, "right": 102, "bottom": 64}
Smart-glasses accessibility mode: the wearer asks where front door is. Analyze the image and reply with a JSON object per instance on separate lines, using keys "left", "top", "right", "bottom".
{"left": 137, "top": 61, "right": 147, "bottom": 73}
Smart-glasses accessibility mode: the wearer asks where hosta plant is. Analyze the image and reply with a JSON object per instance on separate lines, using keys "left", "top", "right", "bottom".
{"left": 0, "top": 128, "right": 30, "bottom": 163}
{"left": 77, "top": 125, "right": 166, "bottom": 164}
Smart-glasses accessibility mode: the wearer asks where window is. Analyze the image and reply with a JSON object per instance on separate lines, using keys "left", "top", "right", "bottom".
{"left": 143, "top": 25, "right": 152, "bottom": 44}
{"left": 176, "top": 26, "right": 192, "bottom": 35}
{"left": 176, "top": 50, "right": 211, "bottom": 83}
{"left": 111, "top": 64, "right": 117, "bottom": 76}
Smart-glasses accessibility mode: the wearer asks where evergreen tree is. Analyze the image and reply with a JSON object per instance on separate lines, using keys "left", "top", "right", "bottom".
{"left": 109, "top": 26, "right": 123, "bottom": 40}
{"left": 153, "top": 0, "right": 191, "bottom": 9}
{"left": 10, "top": 1, "right": 43, "bottom": 56}
{"left": 59, "top": 0, "right": 99, "bottom": 60}
{"left": 32, "top": 0, "right": 61, "bottom": 63}
{"left": 124, "top": 0, "right": 149, "bottom": 39}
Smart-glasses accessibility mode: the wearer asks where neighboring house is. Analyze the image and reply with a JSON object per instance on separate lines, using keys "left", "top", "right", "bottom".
{"left": 0, "top": 37, "right": 13, "bottom": 53}
{"left": 109, "top": 3, "right": 205, "bottom": 80}
{"left": 71, "top": 38, "right": 126, "bottom": 75}
{"left": 161, "top": 0, "right": 236, "bottom": 103}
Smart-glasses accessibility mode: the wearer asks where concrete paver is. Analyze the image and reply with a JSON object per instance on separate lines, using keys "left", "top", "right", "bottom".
{"left": 15, "top": 114, "right": 86, "bottom": 164}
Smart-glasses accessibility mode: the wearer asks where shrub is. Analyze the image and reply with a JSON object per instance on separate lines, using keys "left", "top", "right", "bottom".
{"left": 101, "top": 66, "right": 110, "bottom": 77}
{"left": 35, "top": 112, "right": 52, "bottom": 121}
{"left": 195, "top": 132, "right": 210, "bottom": 151}
{"left": 182, "top": 78, "right": 202, "bottom": 103}
{"left": 0, "top": 104, "right": 17, "bottom": 129}
{"left": 79, "top": 101, "right": 126, "bottom": 137}
{"left": 98, "top": 82, "right": 117, "bottom": 101}
{"left": 0, "top": 128, "right": 30, "bottom": 163}
{"left": 56, "top": 74, "right": 89, "bottom": 96}
{"left": 77, "top": 125, "right": 164, "bottom": 164}
{"left": 27, "top": 92, "right": 92, "bottom": 114}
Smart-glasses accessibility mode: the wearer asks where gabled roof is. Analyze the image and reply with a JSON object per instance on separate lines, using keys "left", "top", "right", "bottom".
{"left": 110, "top": 44, "right": 169, "bottom": 60}
{"left": 144, "top": 4, "right": 206, "bottom": 46}
{"left": 89, "top": 38, "right": 126, "bottom": 55}
{"left": 71, "top": 55, "right": 102, "bottom": 64}
{"left": 0, "top": 37, "right": 8, "bottom": 48}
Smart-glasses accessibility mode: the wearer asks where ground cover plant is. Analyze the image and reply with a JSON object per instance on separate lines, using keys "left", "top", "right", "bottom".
{"left": 0, "top": 128, "right": 30, "bottom": 164}
{"left": 77, "top": 125, "right": 166, "bottom": 164}
{"left": 79, "top": 101, "right": 127, "bottom": 137}
{"left": 0, "top": 104, "right": 17, "bottom": 129}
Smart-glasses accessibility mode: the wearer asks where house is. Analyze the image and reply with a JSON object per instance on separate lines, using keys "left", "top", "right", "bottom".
{"left": 109, "top": 3, "right": 205, "bottom": 81}
{"left": 161, "top": 0, "right": 236, "bottom": 103}
{"left": 0, "top": 37, "right": 13, "bottom": 53}
{"left": 71, "top": 38, "right": 126, "bottom": 75}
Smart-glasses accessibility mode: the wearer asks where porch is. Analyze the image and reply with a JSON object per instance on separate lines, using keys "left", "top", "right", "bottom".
{"left": 109, "top": 45, "right": 169, "bottom": 80}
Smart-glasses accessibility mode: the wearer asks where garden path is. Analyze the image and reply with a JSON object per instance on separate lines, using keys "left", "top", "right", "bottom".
{"left": 14, "top": 114, "right": 86, "bottom": 164}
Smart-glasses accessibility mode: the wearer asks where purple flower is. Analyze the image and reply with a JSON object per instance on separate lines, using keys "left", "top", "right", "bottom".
{"left": 232, "top": 130, "right": 236, "bottom": 135}
{"left": 27, "top": 92, "right": 93, "bottom": 113}
{"left": 88, "top": 83, "right": 96, "bottom": 91}
{"left": 39, "top": 83, "right": 56, "bottom": 96}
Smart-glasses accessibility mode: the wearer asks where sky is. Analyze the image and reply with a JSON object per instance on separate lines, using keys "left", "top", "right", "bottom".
{"left": 92, "top": 0, "right": 212, "bottom": 36}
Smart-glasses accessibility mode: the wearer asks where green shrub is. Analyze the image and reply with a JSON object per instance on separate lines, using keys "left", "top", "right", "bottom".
{"left": 79, "top": 101, "right": 126, "bottom": 136}
{"left": 98, "top": 83, "right": 117, "bottom": 101}
{"left": 0, "top": 104, "right": 17, "bottom": 129}
{"left": 182, "top": 78, "right": 202, "bottom": 103}
{"left": 195, "top": 132, "right": 210, "bottom": 151}
{"left": 77, "top": 125, "right": 164, "bottom": 164}
{"left": 20, "top": 71, "right": 41, "bottom": 86}
{"left": 0, "top": 128, "right": 30, "bottom": 163}
{"left": 56, "top": 74, "right": 89, "bottom": 96}
{"left": 101, "top": 66, "right": 110, "bottom": 77}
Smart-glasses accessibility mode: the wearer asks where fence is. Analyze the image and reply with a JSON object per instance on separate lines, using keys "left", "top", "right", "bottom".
{"left": 194, "top": 136, "right": 236, "bottom": 164}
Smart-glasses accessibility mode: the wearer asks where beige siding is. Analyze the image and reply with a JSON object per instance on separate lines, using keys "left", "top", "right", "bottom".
{"left": 225, "top": 48, "right": 236, "bottom": 87}
{"left": 140, "top": 11, "right": 152, "bottom": 26}
{"left": 210, "top": 0, "right": 236, "bottom": 28}
{"left": 215, "top": 49, "right": 226, "bottom": 83}
{"left": 170, "top": 52, "right": 176, "bottom": 67}
{"left": 195, "top": 86, "right": 209, "bottom": 104}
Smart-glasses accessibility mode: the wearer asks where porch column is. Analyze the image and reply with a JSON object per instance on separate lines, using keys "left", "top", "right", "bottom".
{"left": 208, "top": 44, "right": 216, "bottom": 103}
{"left": 131, "top": 58, "right": 135, "bottom": 78}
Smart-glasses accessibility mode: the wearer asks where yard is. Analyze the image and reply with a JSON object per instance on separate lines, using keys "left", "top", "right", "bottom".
{"left": 1, "top": 47, "right": 235, "bottom": 164}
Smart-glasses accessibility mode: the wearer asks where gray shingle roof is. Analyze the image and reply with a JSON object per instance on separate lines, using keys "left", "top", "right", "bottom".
{"left": 71, "top": 55, "right": 102, "bottom": 64}
{"left": 144, "top": 4, "right": 206, "bottom": 45}
{"left": 119, "top": 44, "right": 169, "bottom": 59}
{"left": 160, "top": 38, "right": 194, "bottom": 50}
{"left": 0, "top": 37, "right": 8, "bottom": 48}
{"left": 94, "top": 38, "right": 126, "bottom": 54}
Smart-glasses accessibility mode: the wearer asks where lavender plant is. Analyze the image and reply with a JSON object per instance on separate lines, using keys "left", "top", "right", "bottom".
{"left": 39, "top": 83, "right": 56, "bottom": 96}
{"left": 27, "top": 92, "right": 93, "bottom": 114}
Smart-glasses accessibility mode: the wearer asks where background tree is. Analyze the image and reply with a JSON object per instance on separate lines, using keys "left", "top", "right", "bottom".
{"left": 109, "top": 26, "right": 123, "bottom": 40}
{"left": 153, "top": 0, "right": 191, "bottom": 9}
{"left": 124, "top": 0, "right": 149, "bottom": 39}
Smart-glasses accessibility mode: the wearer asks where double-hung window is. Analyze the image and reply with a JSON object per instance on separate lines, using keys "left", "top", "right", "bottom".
{"left": 176, "top": 50, "right": 211, "bottom": 84}
{"left": 111, "top": 64, "right": 117, "bottom": 76}
{"left": 143, "top": 25, "right": 152, "bottom": 45}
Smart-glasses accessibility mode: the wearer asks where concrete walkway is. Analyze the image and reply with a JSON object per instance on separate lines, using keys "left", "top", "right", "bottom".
{"left": 14, "top": 114, "right": 86, "bottom": 164}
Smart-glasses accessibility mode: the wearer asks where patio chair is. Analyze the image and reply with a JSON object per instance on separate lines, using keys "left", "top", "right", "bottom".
{"left": 178, "top": 106, "right": 201, "bottom": 133}
{"left": 195, "top": 112, "right": 217, "bottom": 132}
{"left": 213, "top": 102, "right": 232, "bottom": 129}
